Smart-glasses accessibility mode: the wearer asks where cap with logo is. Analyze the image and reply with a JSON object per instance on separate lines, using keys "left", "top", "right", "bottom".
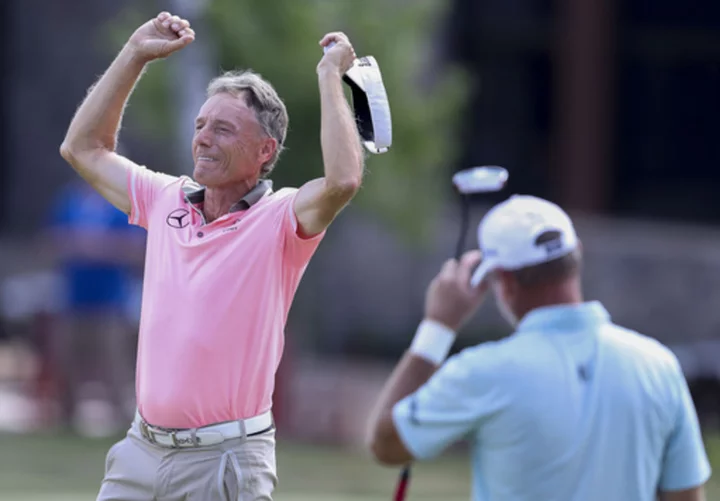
{"left": 470, "top": 195, "right": 579, "bottom": 288}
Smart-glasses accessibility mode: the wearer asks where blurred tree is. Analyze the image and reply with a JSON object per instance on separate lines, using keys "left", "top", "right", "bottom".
{"left": 109, "top": 0, "right": 468, "bottom": 242}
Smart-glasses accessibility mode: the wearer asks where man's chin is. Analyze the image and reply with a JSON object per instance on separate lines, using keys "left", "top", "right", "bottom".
{"left": 193, "top": 166, "right": 218, "bottom": 186}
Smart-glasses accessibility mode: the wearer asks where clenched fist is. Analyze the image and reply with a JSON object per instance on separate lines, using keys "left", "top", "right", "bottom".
{"left": 317, "top": 32, "right": 357, "bottom": 76}
{"left": 127, "top": 12, "right": 195, "bottom": 63}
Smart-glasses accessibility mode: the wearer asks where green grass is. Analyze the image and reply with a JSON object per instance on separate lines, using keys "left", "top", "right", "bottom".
{"left": 0, "top": 432, "right": 470, "bottom": 501}
{"left": 0, "top": 432, "right": 718, "bottom": 500}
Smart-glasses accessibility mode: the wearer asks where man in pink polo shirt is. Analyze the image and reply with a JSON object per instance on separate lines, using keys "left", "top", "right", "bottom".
{"left": 60, "top": 11, "right": 365, "bottom": 501}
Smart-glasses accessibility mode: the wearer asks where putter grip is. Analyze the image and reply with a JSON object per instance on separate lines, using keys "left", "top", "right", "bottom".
{"left": 323, "top": 41, "right": 336, "bottom": 54}
{"left": 394, "top": 466, "right": 411, "bottom": 501}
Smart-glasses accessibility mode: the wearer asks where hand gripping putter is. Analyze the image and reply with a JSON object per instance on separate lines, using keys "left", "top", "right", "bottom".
{"left": 393, "top": 166, "right": 509, "bottom": 501}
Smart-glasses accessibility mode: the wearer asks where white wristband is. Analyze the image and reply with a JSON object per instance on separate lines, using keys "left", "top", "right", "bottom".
{"left": 409, "top": 319, "right": 457, "bottom": 365}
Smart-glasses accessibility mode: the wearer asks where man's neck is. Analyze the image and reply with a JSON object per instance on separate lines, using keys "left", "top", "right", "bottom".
{"left": 203, "top": 179, "right": 256, "bottom": 223}
{"left": 514, "top": 279, "right": 584, "bottom": 322}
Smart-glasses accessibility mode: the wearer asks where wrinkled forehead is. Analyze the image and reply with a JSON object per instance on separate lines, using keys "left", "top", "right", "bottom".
{"left": 196, "top": 92, "right": 257, "bottom": 124}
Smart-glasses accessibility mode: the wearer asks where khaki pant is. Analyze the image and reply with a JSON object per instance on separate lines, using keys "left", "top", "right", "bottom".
{"left": 97, "top": 421, "right": 278, "bottom": 501}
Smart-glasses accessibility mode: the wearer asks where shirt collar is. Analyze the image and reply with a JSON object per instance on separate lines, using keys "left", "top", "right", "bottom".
{"left": 516, "top": 301, "right": 610, "bottom": 333}
{"left": 183, "top": 179, "right": 273, "bottom": 212}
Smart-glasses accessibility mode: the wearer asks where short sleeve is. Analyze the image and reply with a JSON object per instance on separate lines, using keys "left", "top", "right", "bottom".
{"left": 278, "top": 189, "right": 326, "bottom": 268}
{"left": 659, "top": 366, "right": 712, "bottom": 491}
{"left": 127, "top": 165, "right": 178, "bottom": 229}
{"left": 392, "top": 346, "right": 509, "bottom": 460}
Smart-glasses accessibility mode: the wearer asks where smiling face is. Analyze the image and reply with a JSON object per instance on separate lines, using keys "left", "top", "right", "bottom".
{"left": 192, "top": 92, "right": 276, "bottom": 188}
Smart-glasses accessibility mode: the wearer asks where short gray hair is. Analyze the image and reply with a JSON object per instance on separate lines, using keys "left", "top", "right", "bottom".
{"left": 511, "top": 251, "right": 582, "bottom": 287}
{"left": 207, "top": 70, "right": 289, "bottom": 177}
{"left": 511, "top": 232, "right": 582, "bottom": 287}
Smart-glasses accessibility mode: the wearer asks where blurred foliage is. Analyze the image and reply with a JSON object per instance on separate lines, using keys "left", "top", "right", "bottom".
{"left": 104, "top": 7, "right": 174, "bottom": 140}
{"left": 108, "top": 0, "right": 469, "bottom": 242}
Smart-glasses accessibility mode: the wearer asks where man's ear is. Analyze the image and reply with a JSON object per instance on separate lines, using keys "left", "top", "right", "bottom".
{"left": 497, "top": 269, "right": 517, "bottom": 297}
{"left": 258, "top": 137, "right": 277, "bottom": 166}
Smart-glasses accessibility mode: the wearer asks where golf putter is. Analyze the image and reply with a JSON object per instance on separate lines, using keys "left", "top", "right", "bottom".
{"left": 451, "top": 166, "right": 509, "bottom": 259}
{"left": 393, "top": 166, "right": 509, "bottom": 501}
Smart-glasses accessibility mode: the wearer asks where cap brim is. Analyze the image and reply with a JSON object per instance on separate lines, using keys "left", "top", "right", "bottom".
{"left": 470, "top": 258, "right": 497, "bottom": 288}
{"left": 343, "top": 56, "right": 392, "bottom": 154}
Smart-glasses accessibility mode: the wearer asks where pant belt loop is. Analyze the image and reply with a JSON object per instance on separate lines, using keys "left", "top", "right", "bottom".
{"left": 238, "top": 418, "right": 247, "bottom": 441}
{"left": 144, "top": 422, "right": 157, "bottom": 444}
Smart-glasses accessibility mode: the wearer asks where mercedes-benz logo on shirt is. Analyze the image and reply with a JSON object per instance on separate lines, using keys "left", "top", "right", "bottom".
{"left": 166, "top": 209, "right": 190, "bottom": 229}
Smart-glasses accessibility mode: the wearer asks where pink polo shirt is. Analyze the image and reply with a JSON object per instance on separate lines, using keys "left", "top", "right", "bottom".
{"left": 127, "top": 165, "right": 324, "bottom": 429}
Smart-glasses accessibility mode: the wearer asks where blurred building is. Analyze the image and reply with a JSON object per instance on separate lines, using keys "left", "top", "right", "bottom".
{"left": 445, "top": 0, "right": 720, "bottom": 221}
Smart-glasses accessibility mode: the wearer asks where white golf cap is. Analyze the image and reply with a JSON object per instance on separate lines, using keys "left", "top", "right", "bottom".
{"left": 470, "top": 195, "right": 579, "bottom": 288}
{"left": 342, "top": 56, "right": 392, "bottom": 154}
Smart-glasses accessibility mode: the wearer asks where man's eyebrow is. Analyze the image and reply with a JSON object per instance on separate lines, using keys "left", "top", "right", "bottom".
{"left": 194, "top": 117, "right": 236, "bottom": 129}
{"left": 214, "top": 119, "right": 237, "bottom": 129}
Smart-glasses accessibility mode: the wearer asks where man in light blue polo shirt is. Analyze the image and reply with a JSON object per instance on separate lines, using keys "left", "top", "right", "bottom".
{"left": 367, "top": 195, "right": 711, "bottom": 501}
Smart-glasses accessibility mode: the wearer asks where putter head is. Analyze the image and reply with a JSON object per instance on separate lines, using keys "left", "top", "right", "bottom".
{"left": 452, "top": 166, "right": 509, "bottom": 194}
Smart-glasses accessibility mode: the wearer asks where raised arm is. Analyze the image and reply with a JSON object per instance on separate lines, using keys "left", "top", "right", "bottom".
{"left": 59, "top": 11, "right": 195, "bottom": 214}
{"left": 368, "top": 251, "right": 487, "bottom": 464}
{"left": 292, "top": 32, "right": 365, "bottom": 237}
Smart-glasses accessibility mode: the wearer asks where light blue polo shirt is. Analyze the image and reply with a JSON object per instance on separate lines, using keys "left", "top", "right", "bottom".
{"left": 393, "top": 301, "right": 711, "bottom": 500}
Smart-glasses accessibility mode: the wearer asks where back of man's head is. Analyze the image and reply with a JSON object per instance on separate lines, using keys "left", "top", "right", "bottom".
{"left": 470, "top": 195, "right": 583, "bottom": 322}
{"left": 510, "top": 230, "right": 582, "bottom": 288}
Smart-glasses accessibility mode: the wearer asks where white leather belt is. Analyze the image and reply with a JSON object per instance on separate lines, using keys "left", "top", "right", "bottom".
{"left": 135, "top": 410, "right": 274, "bottom": 448}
